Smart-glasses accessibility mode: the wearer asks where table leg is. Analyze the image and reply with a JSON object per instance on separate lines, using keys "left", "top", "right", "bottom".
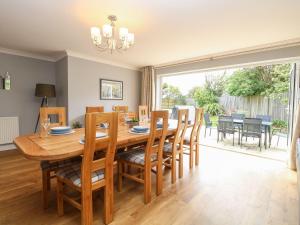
{"left": 269, "top": 126, "right": 272, "bottom": 148}
{"left": 264, "top": 126, "right": 267, "bottom": 149}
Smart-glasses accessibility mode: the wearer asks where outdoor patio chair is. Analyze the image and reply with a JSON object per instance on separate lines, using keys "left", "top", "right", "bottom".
{"left": 256, "top": 115, "right": 272, "bottom": 122}
{"left": 256, "top": 114, "right": 272, "bottom": 142}
{"left": 232, "top": 113, "right": 245, "bottom": 133}
{"left": 231, "top": 113, "right": 245, "bottom": 120}
{"left": 241, "top": 118, "right": 263, "bottom": 151}
{"left": 204, "top": 113, "right": 212, "bottom": 137}
{"left": 171, "top": 107, "right": 178, "bottom": 119}
{"left": 217, "top": 115, "right": 238, "bottom": 146}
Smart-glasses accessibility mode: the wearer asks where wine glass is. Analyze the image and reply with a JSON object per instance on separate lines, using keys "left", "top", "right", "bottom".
{"left": 40, "top": 118, "right": 50, "bottom": 138}
{"left": 124, "top": 113, "right": 129, "bottom": 125}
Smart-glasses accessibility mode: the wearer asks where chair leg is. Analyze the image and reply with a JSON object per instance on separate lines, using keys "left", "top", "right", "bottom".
{"left": 259, "top": 138, "right": 262, "bottom": 151}
{"left": 179, "top": 151, "right": 183, "bottom": 179}
{"left": 103, "top": 174, "right": 114, "bottom": 224}
{"left": 42, "top": 170, "right": 50, "bottom": 209}
{"left": 117, "top": 161, "right": 123, "bottom": 192}
{"left": 156, "top": 155, "right": 163, "bottom": 196}
{"left": 56, "top": 178, "right": 64, "bottom": 216}
{"left": 241, "top": 136, "right": 243, "bottom": 148}
{"left": 204, "top": 128, "right": 207, "bottom": 137}
{"left": 217, "top": 132, "right": 219, "bottom": 142}
{"left": 232, "top": 134, "right": 234, "bottom": 146}
{"left": 195, "top": 144, "right": 199, "bottom": 166}
{"left": 189, "top": 144, "right": 194, "bottom": 169}
{"left": 209, "top": 128, "right": 212, "bottom": 136}
{"left": 171, "top": 153, "right": 176, "bottom": 184}
{"left": 144, "top": 166, "right": 151, "bottom": 204}
{"left": 277, "top": 136, "right": 280, "bottom": 146}
{"left": 81, "top": 186, "right": 93, "bottom": 225}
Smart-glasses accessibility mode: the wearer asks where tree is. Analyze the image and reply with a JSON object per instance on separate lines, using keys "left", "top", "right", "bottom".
{"left": 225, "top": 64, "right": 291, "bottom": 104}
{"left": 204, "top": 74, "right": 225, "bottom": 97}
{"left": 187, "top": 86, "right": 202, "bottom": 98}
{"left": 262, "top": 64, "right": 291, "bottom": 104}
{"left": 193, "top": 87, "right": 218, "bottom": 107}
{"left": 161, "top": 83, "right": 186, "bottom": 108}
{"left": 225, "top": 68, "right": 268, "bottom": 96}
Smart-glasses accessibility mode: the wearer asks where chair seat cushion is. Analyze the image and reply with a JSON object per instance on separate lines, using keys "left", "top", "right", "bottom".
{"left": 163, "top": 142, "right": 180, "bottom": 153}
{"left": 40, "top": 156, "right": 82, "bottom": 171}
{"left": 56, "top": 164, "right": 104, "bottom": 187}
{"left": 118, "top": 148, "right": 157, "bottom": 165}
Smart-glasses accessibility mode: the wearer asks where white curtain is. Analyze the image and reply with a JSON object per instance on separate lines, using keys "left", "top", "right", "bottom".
{"left": 141, "top": 66, "right": 156, "bottom": 113}
{"left": 289, "top": 63, "right": 300, "bottom": 170}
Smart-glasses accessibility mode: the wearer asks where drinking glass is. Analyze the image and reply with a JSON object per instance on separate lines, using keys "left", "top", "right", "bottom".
{"left": 40, "top": 118, "right": 50, "bottom": 138}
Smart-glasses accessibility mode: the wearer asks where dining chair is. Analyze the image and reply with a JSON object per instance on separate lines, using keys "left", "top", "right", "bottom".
{"left": 163, "top": 109, "right": 188, "bottom": 183}
{"left": 40, "top": 107, "right": 66, "bottom": 128}
{"left": 241, "top": 118, "right": 263, "bottom": 151}
{"left": 203, "top": 113, "right": 212, "bottom": 137}
{"left": 139, "top": 105, "right": 148, "bottom": 121}
{"left": 183, "top": 108, "right": 204, "bottom": 168}
{"left": 112, "top": 105, "right": 128, "bottom": 113}
{"left": 217, "top": 115, "right": 238, "bottom": 146}
{"left": 39, "top": 107, "right": 81, "bottom": 209}
{"left": 86, "top": 106, "right": 104, "bottom": 113}
{"left": 117, "top": 110, "right": 168, "bottom": 204}
{"left": 56, "top": 112, "right": 118, "bottom": 225}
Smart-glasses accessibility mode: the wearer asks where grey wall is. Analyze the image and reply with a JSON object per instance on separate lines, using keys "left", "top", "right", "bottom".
{"left": 55, "top": 56, "right": 68, "bottom": 108}
{"left": 67, "top": 56, "right": 141, "bottom": 124}
{"left": 156, "top": 45, "right": 300, "bottom": 75}
{"left": 0, "top": 52, "right": 56, "bottom": 135}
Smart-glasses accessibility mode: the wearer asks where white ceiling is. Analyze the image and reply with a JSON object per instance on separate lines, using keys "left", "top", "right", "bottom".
{"left": 0, "top": 0, "right": 299, "bottom": 68}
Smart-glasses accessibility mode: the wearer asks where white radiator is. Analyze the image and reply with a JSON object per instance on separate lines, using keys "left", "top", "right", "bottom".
{"left": 0, "top": 117, "right": 19, "bottom": 144}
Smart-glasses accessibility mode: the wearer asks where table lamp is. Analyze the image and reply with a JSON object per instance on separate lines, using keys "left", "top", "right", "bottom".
{"left": 34, "top": 83, "right": 56, "bottom": 132}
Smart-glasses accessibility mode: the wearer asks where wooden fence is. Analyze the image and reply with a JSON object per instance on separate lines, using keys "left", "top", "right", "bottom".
{"left": 219, "top": 94, "right": 288, "bottom": 121}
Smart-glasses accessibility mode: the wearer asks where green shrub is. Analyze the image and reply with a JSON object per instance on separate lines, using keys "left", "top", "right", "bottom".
{"left": 194, "top": 88, "right": 218, "bottom": 107}
{"left": 204, "top": 103, "right": 224, "bottom": 116}
{"left": 272, "top": 119, "right": 287, "bottom": 129}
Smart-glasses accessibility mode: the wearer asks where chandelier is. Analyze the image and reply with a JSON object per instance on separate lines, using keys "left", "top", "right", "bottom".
{"left": 90, "top": 15, "right": 134, "bottom": 53}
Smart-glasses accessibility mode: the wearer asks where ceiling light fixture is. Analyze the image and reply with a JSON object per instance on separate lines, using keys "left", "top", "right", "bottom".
{"left": 90, "top": 15, "right": 134, "bottom": 53}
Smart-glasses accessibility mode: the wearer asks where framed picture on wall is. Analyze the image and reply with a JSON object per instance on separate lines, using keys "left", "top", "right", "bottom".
{"left": 100, "top": 79, "right": 123, "bottom": 100}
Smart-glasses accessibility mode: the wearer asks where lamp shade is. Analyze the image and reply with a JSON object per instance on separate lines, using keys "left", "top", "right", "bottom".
{"left": 35, "top": 83, "right": 56, "bottom": 98}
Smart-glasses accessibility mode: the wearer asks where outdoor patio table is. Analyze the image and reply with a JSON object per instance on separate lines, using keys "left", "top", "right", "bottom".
{"left": 233, "top": 119, "right": 272, "bottom": 149}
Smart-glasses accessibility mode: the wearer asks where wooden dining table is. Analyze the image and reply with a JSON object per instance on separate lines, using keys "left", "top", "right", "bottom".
{"left": 13, "top": 122, "right": 179, "bottom": 223}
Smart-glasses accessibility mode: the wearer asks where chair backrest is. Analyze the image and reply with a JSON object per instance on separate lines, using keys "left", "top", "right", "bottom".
{"left": 218, "top": 115, "right": 234, "bottom": 132}
{"left": 190, "top": 108, "right": 204, "bottom": 144}
{"left": 231, "top": 113, "right": 245, "bottom": 120}
{"left": 173, "top": 109, "right": 189, "bottom": 148}
{"left": 81, "top": 112, "right": 118, "bottom": 192}
{"left": 139, "top": 105, "right": 148, "bottom": 120}
{"left": 204, "top": 113, "right": 211, "bottom": 124}
{"left": 112, "top": 105, "right": 128, "bottom": 113}
{"left": 40, "top": 107, "right": 66, "bottom": 128}
{"left": 86, "top": 106, "right": 104, "bottom": 113}
{"left": 256, "top": 115, "right": 272, "bottom": 122}
{"left": 243, "top": 118, "right": 262, "bottom": 134}
{"left": 144, "top": 111, "right": 169, "bottom": 166}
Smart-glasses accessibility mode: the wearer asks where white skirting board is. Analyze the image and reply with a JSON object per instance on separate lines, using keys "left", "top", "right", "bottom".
{"left": 0, "top": 144, "right": 16, "bottom": 151}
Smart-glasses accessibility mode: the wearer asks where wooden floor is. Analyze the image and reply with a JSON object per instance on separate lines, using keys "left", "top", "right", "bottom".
{"left": 0, "top": 147, "right": 298, "bottom": 225}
